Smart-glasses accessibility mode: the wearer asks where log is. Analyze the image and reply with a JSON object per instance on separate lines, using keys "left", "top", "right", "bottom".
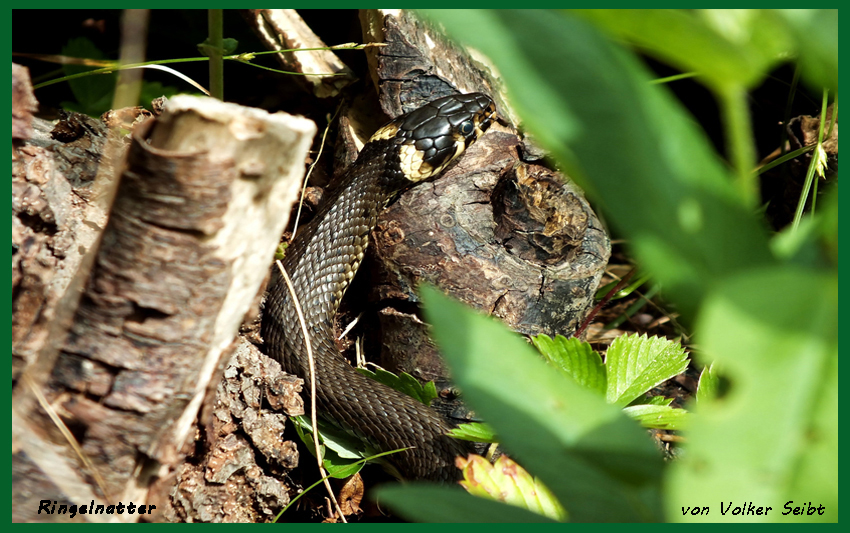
{"left": 346, "top": 11, "right": 610, "bottom": 421}
{"left": 12, "top": 90, "right": 315, "bottom": 522}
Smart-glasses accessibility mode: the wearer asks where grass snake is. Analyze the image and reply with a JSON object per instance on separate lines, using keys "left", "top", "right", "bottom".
{"left": 262, "top": 93, "right": 498, "bottom": 482}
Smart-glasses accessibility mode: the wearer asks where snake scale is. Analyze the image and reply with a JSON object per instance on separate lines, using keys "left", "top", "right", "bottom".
{"left": 262, "top": 93, "right": 498, "bottom": 482}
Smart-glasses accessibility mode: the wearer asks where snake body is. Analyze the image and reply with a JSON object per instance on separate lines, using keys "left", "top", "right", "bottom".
{"left": 262, "top": 93, "right": 497, "bottom": 481}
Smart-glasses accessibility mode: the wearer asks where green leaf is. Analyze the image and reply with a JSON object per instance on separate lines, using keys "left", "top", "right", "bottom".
{"left": 292, "top": 415, "right": 363, "bottom": 460}
{"left": 631, "top": 395, "right": 674, "bottom": 407}
{"left": 448, "top": 422, "right": 498, "bottom": 443}
{"left": 457, "top": 454, "right": 567, "bottom": 521}
{"left": 574, "top": 9, "right": 790, "bottom": 90}
{"left": 775, "top": 9, "right": 838, "bottom": 93}
{"left": 623, "top": 404, "right": 690, "bottom": 430}
{"left": 291, "top": 415, "right": 365, "bottom": 478}
{"left": 424, "top": 9, "right": 777, "bottom": 319}
{"left": 666, "top": 267, "right": 837, "bottom": 522}
{"left": 197, "top": 37, "right": 239, "bottom": 56}
{"left": 355, "top": 366, "right": 438, "bottom": 406}
{"left": 420, "top": 285, "right": 664, "bottom": 522}
{"left": 61, "top": 37, "right": 117, "bottom": 116}
{"left": 376, "top": 485, "right": 556, "bottom": 523}
{"left": 531, "top": 334, "right": 606, "bottom": 396}
{"left": 695, "top": 363, "right": 718, "bottom": 403}
{"left": 605, "top": 333, "right": 690, "bottom": 407}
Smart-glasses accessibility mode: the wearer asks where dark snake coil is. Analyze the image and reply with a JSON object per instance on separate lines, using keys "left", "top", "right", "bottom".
{"left": 262, "top": 93, "right": 498, "bottom": 481}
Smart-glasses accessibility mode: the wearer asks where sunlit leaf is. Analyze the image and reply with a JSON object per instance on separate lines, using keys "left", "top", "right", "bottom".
{"left": 457, "top": 454, "right": 567, "bottom": 521}
{"left": 532, "top": 334, "right": 606, "bottom": 396}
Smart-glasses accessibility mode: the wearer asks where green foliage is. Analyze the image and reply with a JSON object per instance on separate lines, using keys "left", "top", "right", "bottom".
{"left": 667, "top": 268, "right": 837, "bottom": 522}
{"left": 291, "top": 415, "right": 367, "bottom": 478}
{"left": 291, "top": 366, "right": 438, "bottom": 478}
{"left": 696, "top": 363, "right": 718, "bottom": 403}
{"left": 381, "top": 285, "right": 666, "bottom": 522}
{"left": 197, "top": 37, "right": 239, "bottom": 57}
{"left": 355, "top": 366, "right": 438, "bottom": 406}
{"left": 605, "top": 334, "right": 689, "bottom": 408}
{"left": 532, "top": 335, "right": 606, "bottom": 396}
{"left": 376, "top": 8, "right": 837, "bottom": 523}
{"left": 59, "top": 36, "right": 183, "bottom": 116}
{"left": 573, "top": 9, "right": 791, "bottom": 90}
{"left": 448, "top": 422, "right": 498, "bottom": 443}
{"left": 532, "top": 333, "right": 690, "bottom": 429}
{"left": 457, "top": 454, "right": 567, "bottom": 521}
{"left": 375, "top": 485, "right": 556, "bottom": 523}
{"left": 61, "top": 37, "right": 117, "bottom": 116}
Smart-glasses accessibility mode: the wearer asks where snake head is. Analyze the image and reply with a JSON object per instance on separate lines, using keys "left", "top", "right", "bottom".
{"left": 370, "top": 93, "right": 498, "bottom": 182}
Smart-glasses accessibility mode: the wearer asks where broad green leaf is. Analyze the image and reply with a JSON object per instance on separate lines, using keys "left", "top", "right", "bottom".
{"left": 376, "top": 485, "right": 555, "bottom": 523}
{"left": 425, "top": 9, "right": 776, "bottom": 319}
{"left": 666, "top": 267, "right": 837, "bottom": 522}
{"left": 448, "top": 422, "right": 498, "bottom": 443}
{"left": 292, "top": 415, "right": 365, "bottom": 460}
{"left": 421, "top": 285, "right": 664, "bottom": 522}
{"left": 623, "top": 404, "right": 690, "bottom": 430}
{"left": 574, "top": 9, "right": 790, "bottom": 89}
{"left": 356, "top": 366, "right": 438, "bottom": 405}
{"left": 531, "top": 334, "right": 606, "bottom": 396}
{"left": 60, "top": 37, "right": 117, "bottom": 116}
{"left": 775, "top": 9, "right": 838, "bottom": 93}
{"left": 605, "top": 333, "right": 690, "bottom": 407}
{"left": 457, "top": 454, "right": 567, "bottom": 521}
{"left": 292, "top": 417, "right": 362, "bottom": 478}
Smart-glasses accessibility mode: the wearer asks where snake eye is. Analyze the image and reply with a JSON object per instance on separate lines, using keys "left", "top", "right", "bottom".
{"left": 458, "top": 120, "right": 475, "bottom": 137}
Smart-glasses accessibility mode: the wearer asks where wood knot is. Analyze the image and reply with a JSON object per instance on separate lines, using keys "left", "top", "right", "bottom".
{"left": 492, "top": 163, "right": 589, "bottom": 266}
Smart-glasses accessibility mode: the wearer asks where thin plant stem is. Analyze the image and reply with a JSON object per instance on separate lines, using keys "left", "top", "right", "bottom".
{"left": 292, "top": 104, "right": 341, "bottom": 239}
{"left": 718, "top": 83, "right": 758, "bottom": 207}
{"left": 650, "top": 72, "right": 698, "bottom": 85}
{"left": 207, "top": 10, "right": 224, "bottom": 100}
{"left": 275, "top": 261, "right": 346, "bottom": 523}
{"left": 792, "top": 90, "right": 831, "bottom": 230}
{"left": 30, "top": 44, "right": 379, "bottom": 91}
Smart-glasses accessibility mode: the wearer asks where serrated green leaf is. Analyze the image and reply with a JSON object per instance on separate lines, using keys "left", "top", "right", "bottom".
{"left": 606, "top": 333, "right": 689, "bottom": 407}
{"left": 448, "top": 422, "right": 498, "bottom": 443}
{"left": 355, "top": 366, "right": 438, "bottom": 405}
{"left": 623, "top": 404, "right": 690, "bottom": 430}
{"left": 457, "top": 454, "right": 567, "bottom": 521}
{"left": 420, "top": 284, "right": 664, "bottom": 522}
{"left": 532, "top": 334, "right": 607, "bottom": 396}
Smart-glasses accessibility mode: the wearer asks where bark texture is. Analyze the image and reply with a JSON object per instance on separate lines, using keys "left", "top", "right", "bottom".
{"left": 12, "top": 83, "right": 315, "bottom": 522}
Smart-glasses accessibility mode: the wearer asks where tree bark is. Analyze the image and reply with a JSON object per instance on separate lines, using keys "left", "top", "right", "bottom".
{"left": 12, "top": 77, "right": 315, "bottom": 522}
